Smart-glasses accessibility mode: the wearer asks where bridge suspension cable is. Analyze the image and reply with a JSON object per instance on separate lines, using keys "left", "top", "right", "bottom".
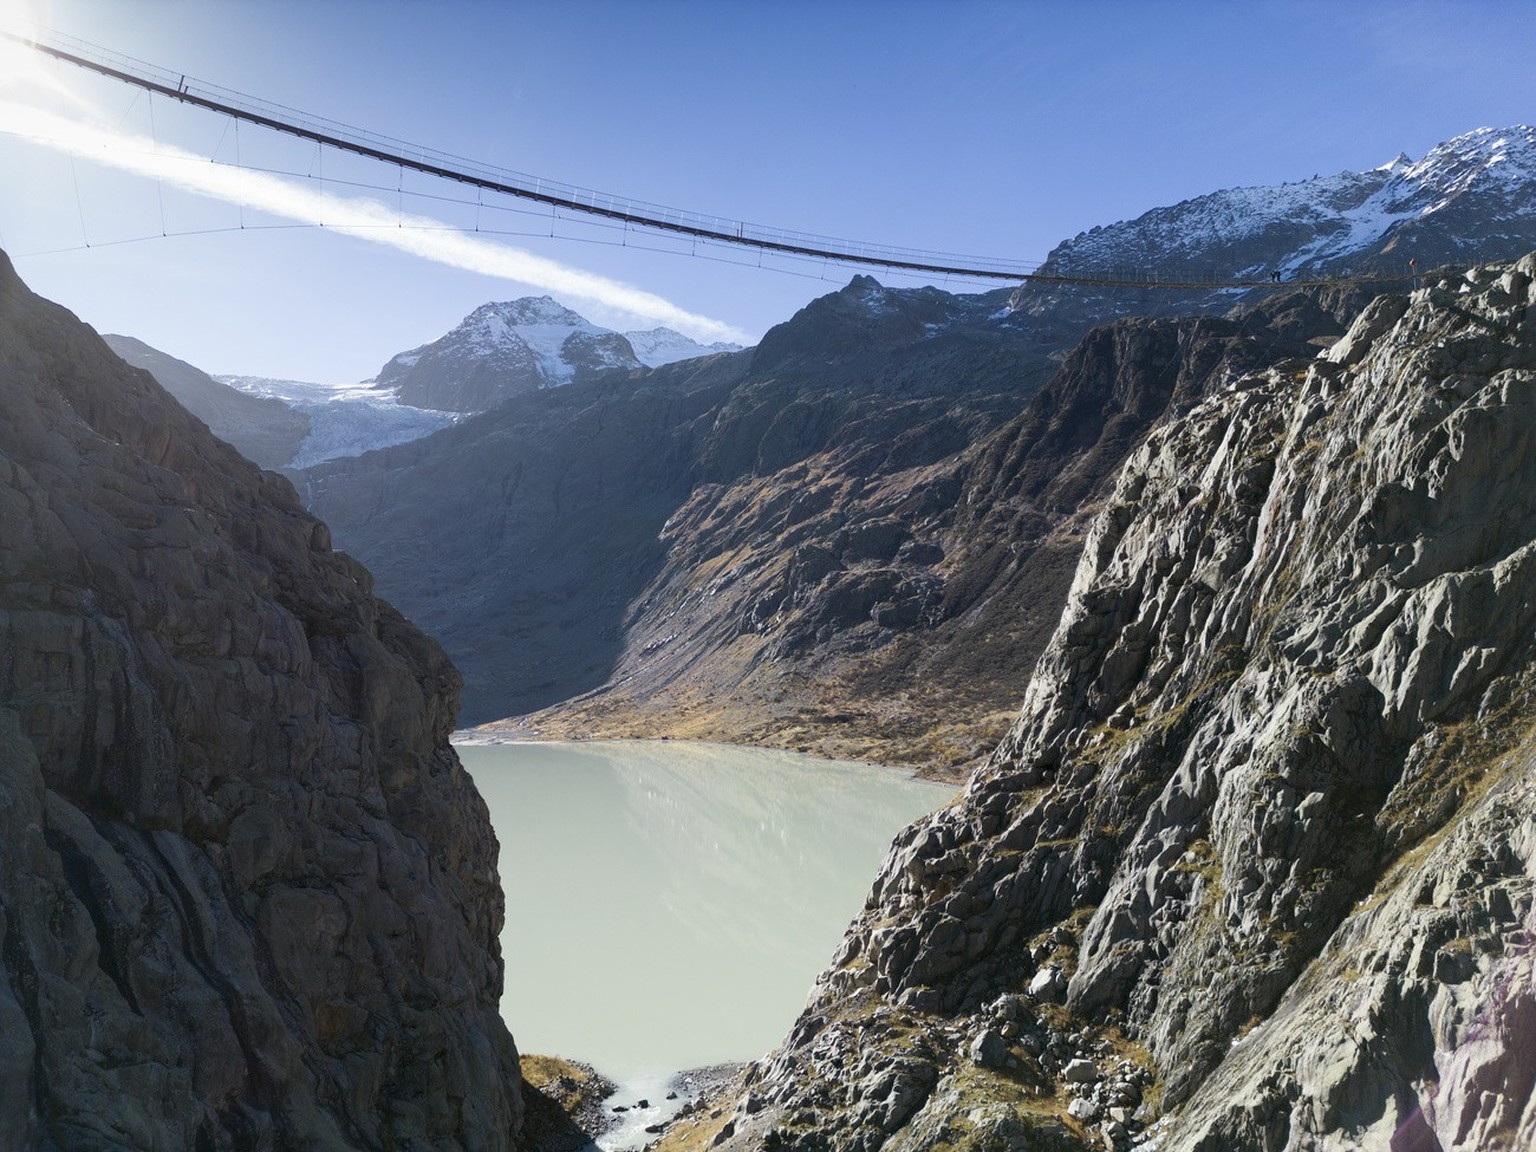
{"left": 5, "top": 30, "right": 1429, "bottom": 293}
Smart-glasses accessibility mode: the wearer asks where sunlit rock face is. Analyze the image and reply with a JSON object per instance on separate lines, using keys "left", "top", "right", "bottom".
{"left": 688, "top": 259, "right": 1536, "bottom": 1152}
{"left": 0, "top": 251, "right": 522, "bottom": 1151}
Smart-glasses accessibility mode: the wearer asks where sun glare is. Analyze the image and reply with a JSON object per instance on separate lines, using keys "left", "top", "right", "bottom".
{"left": 0, "top": 8, "right": 99, "bottom": 113}
{"left": 0, "top": 94, "right": 750, "bottom": 343}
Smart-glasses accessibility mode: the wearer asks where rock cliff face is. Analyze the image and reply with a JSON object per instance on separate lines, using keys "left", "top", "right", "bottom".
{"left": 102, "top": 333, "right": 311, "bottom": 472}
{"left": 0, "top": 252, "right": 523, "bottom": 1149}
{"left": 686, "top": 257, "right": 1536, "bottom": 1152}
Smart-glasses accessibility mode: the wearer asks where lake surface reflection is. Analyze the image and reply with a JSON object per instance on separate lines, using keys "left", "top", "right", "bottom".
{"left": 458, "top": 740, "right": 953, "bottom": 1079}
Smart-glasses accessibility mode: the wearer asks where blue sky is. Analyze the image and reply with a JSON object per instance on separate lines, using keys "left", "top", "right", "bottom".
{"left": 1, "top": 0, "right": 1532, "bottom": 382}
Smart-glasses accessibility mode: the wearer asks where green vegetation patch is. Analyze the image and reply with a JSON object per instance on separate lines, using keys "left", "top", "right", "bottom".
{"left": 519, "top": 1053, "right": 617, "bottom": 1152}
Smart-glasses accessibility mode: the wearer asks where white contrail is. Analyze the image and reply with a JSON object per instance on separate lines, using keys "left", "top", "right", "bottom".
{"left": 0, "top": 99, "right": 752, "bottom": 344}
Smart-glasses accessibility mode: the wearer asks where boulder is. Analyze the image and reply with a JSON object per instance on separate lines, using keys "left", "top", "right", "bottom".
{"left": 968, "top": 1029, "right": 1009, "bottom": 1069}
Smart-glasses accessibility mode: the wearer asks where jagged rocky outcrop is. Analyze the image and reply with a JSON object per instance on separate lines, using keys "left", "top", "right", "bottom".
{"left": 0, "top": 252, "right": 523, "bottom": 1149}
{"left": 684, "top": 257, "right": 1536, "bottom": 1152}
{"left": 102, "top": 333, "right": 311, "bottom": 471}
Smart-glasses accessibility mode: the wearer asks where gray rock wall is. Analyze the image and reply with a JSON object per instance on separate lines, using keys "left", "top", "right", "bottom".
{"left": 0, "top": 252, "right": 523, "bottom": 1150}
{"left": 693, "top": 257, "right": 1536, "bottom": 1152}
{"left": 101, "top": 334, "right": 311, "bottom": 472}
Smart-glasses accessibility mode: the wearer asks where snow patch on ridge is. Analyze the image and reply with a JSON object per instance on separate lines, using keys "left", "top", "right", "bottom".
{"left": 623, "top": 326, "right": 743, "bottom": 367}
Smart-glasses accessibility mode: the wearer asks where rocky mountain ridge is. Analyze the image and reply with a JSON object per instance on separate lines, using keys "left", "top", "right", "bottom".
{"left": 1041, "top": 125, "right": 1536, "bottom": 282}
{"left": 677, "top": 254, "right": 1536, "bottom": 1152}
{"left": 1011, "top": 125, "right": 1536, "bottom": 336}
{"left": 0, "top": 252, "right": 524, "bottom": 1149}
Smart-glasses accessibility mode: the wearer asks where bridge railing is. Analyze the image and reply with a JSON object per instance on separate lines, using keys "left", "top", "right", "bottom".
{"left": 21, "top": 31, "right": 1041, "bottom": 281}
{"left": 8, "top": 33, "right": 1497, "bottom": 294}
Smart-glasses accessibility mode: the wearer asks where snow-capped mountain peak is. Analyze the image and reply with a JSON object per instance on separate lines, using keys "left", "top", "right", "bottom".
{"left": 448, "top": 297, "right": 632, "bottom": 385}
{"left": 473, "top": 296, "right": 587, "bottom": 327}
{"left": 374, "top": 296, "right": 644, "bottom": 413}
{"left": 1035, "top": 124, "right": 1536, "bottom": 285}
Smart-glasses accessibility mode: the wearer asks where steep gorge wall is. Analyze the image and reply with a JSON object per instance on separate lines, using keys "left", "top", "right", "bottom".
{"left": 687, "top": 257, "right": 1536, "bottom": 1152}
{"left": 0, "top": 253, "right": 523, "bottom": 1150}
{"left": 101, "top": 334, "right": 311, "bottom": 472}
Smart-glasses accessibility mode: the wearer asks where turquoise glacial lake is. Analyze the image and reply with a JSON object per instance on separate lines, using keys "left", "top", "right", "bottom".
{"left": 458, "top": 740, "right": 952, "bottom": 1080}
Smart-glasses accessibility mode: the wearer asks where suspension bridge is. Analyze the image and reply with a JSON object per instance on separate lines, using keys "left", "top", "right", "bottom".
{"left": 5, "top": 30, "right": 1424, "bottom": 294}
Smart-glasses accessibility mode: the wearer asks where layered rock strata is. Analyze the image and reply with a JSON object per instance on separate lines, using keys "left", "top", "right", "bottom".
{"left": 0, "top": 252, "right": 522, "bottom": 1150}
{"left": 689, "top": 257, "right": 1536, "bottom": 1151}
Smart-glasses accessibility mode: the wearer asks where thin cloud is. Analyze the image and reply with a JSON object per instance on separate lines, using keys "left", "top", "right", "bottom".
{"left": 0, "top": 99, "right": 752, "bottom": 344}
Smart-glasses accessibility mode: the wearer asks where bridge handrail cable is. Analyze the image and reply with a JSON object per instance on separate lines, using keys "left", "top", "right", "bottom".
{"left": 5, "top": 31, "right": 1459, "bottom": 293}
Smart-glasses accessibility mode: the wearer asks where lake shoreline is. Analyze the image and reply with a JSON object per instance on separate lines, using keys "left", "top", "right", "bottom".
{"left": 452, "top": 729, "right": 973, "bottom": 785}
{"left": 521, "top": 1054, "right": 743, "bottom": 1152}
{"left": 591, "top": 1063, "right": 744, "bottom": 1152}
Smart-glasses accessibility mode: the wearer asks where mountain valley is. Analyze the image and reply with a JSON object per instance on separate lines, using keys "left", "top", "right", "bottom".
{"left": 298, "top": 127, "right": 1536, "bottom": 773}
{"left": 5, "top": 118, "right": 1536, "bottom": 1152}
